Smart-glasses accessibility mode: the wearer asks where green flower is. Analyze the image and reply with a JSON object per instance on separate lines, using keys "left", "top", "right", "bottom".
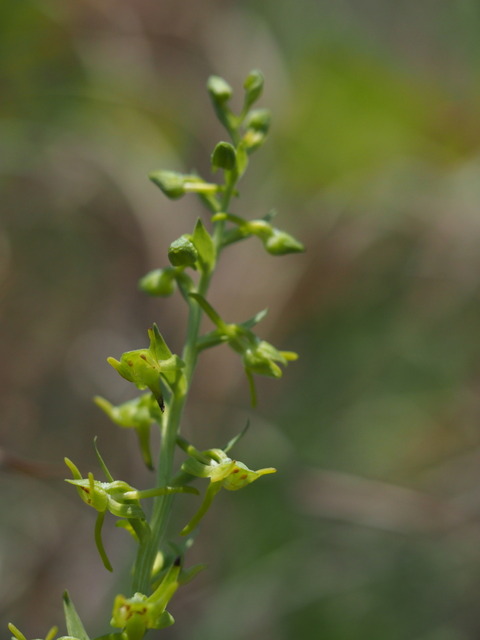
{"left": 212, "top": 211, "right": 304, "bottom": 256}
{"left": 111, "top": 561, "right": 181, "bottom": 640}
{"left": 178, "top": 435, "right": 275, "bottom": 535}
{"left": 107, "top": 324, "right": 185, "bottom": 408}
{"left": 65, "top": 457, "right": 146, "bottom": 572}
{"left": 65, "top": 452, "right": 197, "bottom": 571}
{"left": 190, "top": 293, "right": 298, "bottom": 405}
{"left": 94, "top": 393, "right": 162, "bottom": 470}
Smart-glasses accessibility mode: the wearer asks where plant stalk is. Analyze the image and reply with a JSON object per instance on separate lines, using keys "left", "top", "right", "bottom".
{"left": 131, "top": 268, "right": 212, "bottom": 594}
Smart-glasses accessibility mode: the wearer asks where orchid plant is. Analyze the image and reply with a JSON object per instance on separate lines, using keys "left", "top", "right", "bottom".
{"left": 9, "top": 70, "right": 303, "bottom": 640}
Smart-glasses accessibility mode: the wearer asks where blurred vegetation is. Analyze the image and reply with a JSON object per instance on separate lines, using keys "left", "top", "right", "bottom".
{"left": 3, "top": 1, "right": 480, "bottom": 639}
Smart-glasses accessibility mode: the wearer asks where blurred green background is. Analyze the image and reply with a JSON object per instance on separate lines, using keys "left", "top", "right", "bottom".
{"left": 3, "top": 1, "right": 480, "bottom": 638}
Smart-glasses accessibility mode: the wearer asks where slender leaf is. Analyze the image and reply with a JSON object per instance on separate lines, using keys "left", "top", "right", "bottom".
{"left": 62, "top": 592, "right": 90, "bottom": 640}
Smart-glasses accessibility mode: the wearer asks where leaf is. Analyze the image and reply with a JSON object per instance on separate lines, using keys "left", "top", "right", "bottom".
{"left": 235, "top": 142, "right": 249, "bottom": 178}
{"left": 93, "top": 437, "right": 114, "bottom": 483}
{"left": 62, "top": 592, "right": 91, "bottom": 640}
{"left": 188, "top": 293, "right": 228, "bottom": 330}
{"left": 148, "top": 324, "right": 173, "bottom": 361}
{"left": 192, "top": 218, "right": 216, "bottom": 273}
{"left": 241, "top": 308, "right": 268, "bottom": 330}
{"left": 223, "top": 419, "right": 250, "bottom": 453}
{"left": 181, "top": 482, "right": 223, "bottom": 536}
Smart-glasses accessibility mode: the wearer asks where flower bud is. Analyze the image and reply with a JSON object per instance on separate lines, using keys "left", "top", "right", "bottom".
{"left": 207, "top": 75, "right": 233, "bottom": 104}
{"left": 245, "top": 219, "right": 272, "bottom": 239}
{"left": 168, "top": 235, "right": 198, "bottom": 269}
{"left": 138, "top": 268, "right": 176, "bottom": 297}
{"left": 243, "top": 69, "right": 264, "bottom": 108}
{"left": 245, "top": 108, "right": 271, "bottom": 133}
{"left": 243, "top": 345, "right": 283, "bottom": 378}
{"left": 264, "top": 229, "right": 305, "bottom": 255}
{"left": 241, "top": 109, "right": 271, "bottom": 153}
{"left": 149, "top": 170, "right": 186, "bottom": 199}
{"left": 211, "top": 141, "right": 236, "bottom": 171}
{"left": 107, "top": 325, "right": 184, "bottom": 404}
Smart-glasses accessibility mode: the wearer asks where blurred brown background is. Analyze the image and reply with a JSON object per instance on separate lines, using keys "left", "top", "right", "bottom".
{"left": 3, "top": 1, "right": 480, "bottom": 639}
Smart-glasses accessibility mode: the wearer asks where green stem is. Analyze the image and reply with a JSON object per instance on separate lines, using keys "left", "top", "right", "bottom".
{"left": 132, "top": 130, "right": 239, "bottom": 594}
{"left": 131, "top": 270, "right": 211, "bottom": 594}
{"left": 132, "top": 395, "right": 184, "bottom": 593}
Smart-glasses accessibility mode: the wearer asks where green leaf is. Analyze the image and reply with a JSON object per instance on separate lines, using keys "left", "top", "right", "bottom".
{"left": 93, "top": 437, "right": 114, "bottom": 482}
{"left": 148, "top": 324, "right": 173, "bottom": 361}
{"left": 192, "top": 218, "right": 215, "bottom": 273}
{"left": 188, "top": 293, "right": 228, "bottom": 331}
{"left": 62, "top": 592, "right": 90, "bottom": 640}
{"left": 181, "top": 482, "right": 223, "bottom": 536}
{"left": 179, "top": 563, "right": 207, "bottom": 585}
{"left": 235, "top": 142, "right": 249, "bottom": 177}
{"left": 223, "top": 419, "right": 250, "bottom": 453}
{"left": 241, "top": 308, "right": 268, "bottom": 330}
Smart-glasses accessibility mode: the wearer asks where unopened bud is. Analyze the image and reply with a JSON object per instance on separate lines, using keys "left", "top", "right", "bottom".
{"left": 149, "top": 171, "right": 186, "bottom": 199}
{"left": 243, "top": 69, "right": 264, "bottom": 108}
{"left": 245, "top": 108, "right": 271, "bottom": 133}
{"left": 207, "top": 75, "right": 233, "bottom": 104}
{"left": 264, "top": 229, "right": 305, "bottom": 255}
{"left": 168, "top": 236, "right": 198, "bottom": 269}
{"left": 139, "top": 268, "right": 176, "bottom": 297}
{"left": 211, "top": 141, "right": 236, "bottom": 171}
